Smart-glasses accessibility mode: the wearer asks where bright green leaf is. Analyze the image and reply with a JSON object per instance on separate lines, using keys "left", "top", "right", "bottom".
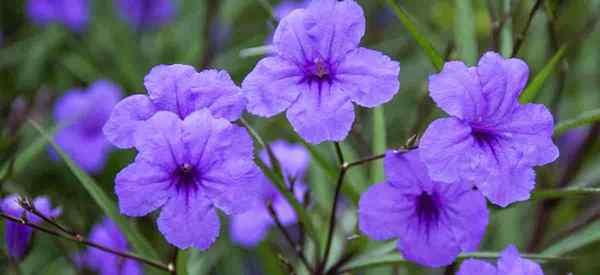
{"left": 543, "top": 221, "right": 600, "bottom": 256}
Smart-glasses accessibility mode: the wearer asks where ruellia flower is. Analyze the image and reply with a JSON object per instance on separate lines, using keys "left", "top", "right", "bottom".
{"left": 53, "top": 80, "right": 122, "bottom": 173}
{"left": 103, "top": 65, "right": 245, "bottom": 149}
{"left": 242, "top": 0, "right": 400, "bottom": 144}
{"left": 230, "top": 140, "right": 309, "bottom": 247}
{"left": 420, "top": 51, "right": 559, "bottom": 207}
{"left": 115, "top": 110, "right": 261, "bottom": 250}
{"left": 81, "top": 218, "right": 142, "bottom": 275}
{"left": 114, "top": 0, "right": 175, "bottom": 30}
{"left": 1, "top": 195, "right": 61, "bottom": 260}
{"left": 358, "top": 149, "right": 489, "bottom": 267}
{"left": 457, "top": 245, "right": 543, "bottom": 275}
{"left": 26, "top": 0, "right": 89, "bottom": 32}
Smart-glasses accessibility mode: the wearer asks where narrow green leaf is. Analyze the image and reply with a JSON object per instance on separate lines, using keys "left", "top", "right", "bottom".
{"left": 532, "top": 187, "right": 600, "bottom": 200}
{"left": 519, "top": 45, "right": 568, "bottom": 103}
{"left": 543, "top": 221, "right": 600, "bottom": 256}
{"left": 240, "top": 45, "right": 273, "bottom": 58}
{"left": 28, "top": 120, "right": 159, "bottom": 261}
{"left": 384, "top": 0, "right": 444, "bottom": 70}
{"left": 554, "top": 108, "right": 600, "bottom": 136}
{"left": 1, "top": 126, "right": 57, "bottom": 179}
{"left": 454, "top": 0, "right": 478, "bottom": 64}
{"left": 371, "top": 107, "right": 386, "bottom": 183}
{"left": 176, "top": 249, "right": 190, "bottom": 275}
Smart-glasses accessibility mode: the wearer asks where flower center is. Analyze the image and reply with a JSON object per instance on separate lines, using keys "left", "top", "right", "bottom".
{"left": 306, "top": 57, "right": 332, "bottom": 82}
{"left": 415, "top": 192, "right": 441, "bottom": 227}
{"left": 173, "top": 163, "right": 199, "bottom": 192}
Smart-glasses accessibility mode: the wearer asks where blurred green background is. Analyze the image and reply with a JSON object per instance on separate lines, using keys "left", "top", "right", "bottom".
{"left": 1, "top": 0, "right": 600, "bottom": 274}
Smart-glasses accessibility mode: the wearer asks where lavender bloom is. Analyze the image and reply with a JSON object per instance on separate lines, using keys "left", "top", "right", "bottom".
{"left": 26, "top": 0, "right": 89, "bottom": 32}
{"left": 114, "top": 0, "right": 175, "bottom": 30}
{"left": 1, "top": 195, "right": 61, "bottom": 260}
{"left": 273, "top": 0, "right": 310, "bottom": 21}
{"left": 242, "top": 0, "right": 400, "bottom": 144}
{"left": 53, "top": 80, "right": 122, "bottom": 173}
{"left": 359, "top": 149, "right": 488, "bottom": 267}
{"left": 115, "top": 110, "right": 261, "bottom": 249}
{"left": 103, "top": 65, "right": 246, "bottom": 149}
{"left": 457, "top": 245, "right": 544, "bottom": 275}
{"left": 230, "top": 140, "right": 309, "bottom": 247}
{"left": 420, "top": 52, "right": 559, "bottom": 207}
{"left": 81, "top": 218, "right": 142, "bottom": 275}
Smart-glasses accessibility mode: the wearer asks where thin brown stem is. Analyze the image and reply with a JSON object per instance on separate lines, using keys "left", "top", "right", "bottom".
{"left": 267, "top": 203, "right": 314, "bottom": 274}
{"left": 0, "top": 213, "right": 172, "bottom": 272}
{"left": 511, "top": 0, "right": 544, "bottom": 57}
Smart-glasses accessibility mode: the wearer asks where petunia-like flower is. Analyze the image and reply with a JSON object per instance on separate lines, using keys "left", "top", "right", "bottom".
{"left": 115, "top": 109, "right": 261, "bottom": 249}
{"left": 26, "top": 0, "right": 89, "bottom": 32}
{"left": 242, "top": 0, "right": 400, "bottom": 144}
{"left": 359, "top": 149, "right": 488, "bottom": 267}
{"left": 53, "top": 80, "right": 122, "bottom": 173}
{"left": 81, "top": 218, "right": 142, "bottom": 275}
{"left": 420, "top": 52, "right": 559, "bottom": 207}
{"left": 114, "top": 0, "right": 175, "bottom": 30}
{"left": 1, "top": 195, "right": 61, "bottom": 260}
{"left": 457, "top": 245, "right": 544, "bottom": 275}
{"left": 230, "top": 140, "right": 309, "bottom": 247}
{"left": 103, "top": 65, "right": 245, "bottom": 149}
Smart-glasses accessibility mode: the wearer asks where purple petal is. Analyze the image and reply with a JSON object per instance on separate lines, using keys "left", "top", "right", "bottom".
{"left": 358, "top": 182, "right": 411, "bottom": 241}
{"left": 384, "top": 150, "right": 431, "bottom": 194}
{"left": 1, "top": 195, "right": 25, "bottom": 217}
{"left": 272, "top": 8, "right": 316, "bottom": 65}
{"left": 442, "top": 183, "right": 489, "bottom": 252}
{"left": 230, "top": 207, "right": 271, "bottom": 247}
{"left": 242, "top": 56, "right": 304, "bottom": 117}
{"left": 497, "top": 245, "right": 544, "bottom": 275}
{"left": 157, "top": 192, "right": 220, "bottom": 250}
{"left": 29, "top": 197, "right": 61, "bottom": 223}
{"left": 133, "top": 111, "right": 186, "bottom": 169}
{"left": 286, "top": 82, "right": 354, "bottom": 143}
{"left": 457, "top": 259, "right": 497, "bottom": 275}
{"left": 115, "top": 161, "right": 173, "bottom": 216}
{"left": 419, "top": 117, "right": 478, "bottom": 183}
{"left": 54, "top": 130, "right": 110, "bottom": 173}
{"left": 5, "top": 221, "right": 32, "bottom": 259}
{"left": 260, "top": 140, "right": 310, "bottom": 180}
{"left": 190, "top": 69, "right": 246, "bottom": 121}
{"left": 428, "top": 61, "right": 482, "bottom": 120}
{"left": 304, "top": 0, "right": 365, "bottom": 62}
{"left": 336, "top": 47, "right": 400, "bottom": 107}
{"left": 53, "top": 88, "right": 88, "bottom": 123}
{"left": 143, "top": 64, "right": 199, "bottom": 118}
{"left": 103, "top": 94, "right": 157, "bottom": 149}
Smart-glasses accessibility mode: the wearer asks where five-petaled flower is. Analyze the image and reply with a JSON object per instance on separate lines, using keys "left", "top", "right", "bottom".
{"left": 230, "top": 140, "right": 309, "bottom": 247}
{"left": 242, "top": 0, "right": 400, "bottom": 144}
{"left": 359, "top": 149, "right": 489, "bottom": 267}
{"left": 53, "top": 80, "right": 122, "bottom": 173}
{"left": 457, "top": 245, "right": 544, "bottom": 275}
{"left": 103, "top": 64, "right": 246, "bottom": 149}
{"left": 114, "top": 0, "right": 175, "bottom": 30}
{"left": 26, "top": 0, "right": 89, "bottom": 32}
{"left": 80, "top": 217, "right": 142, "bottom": 275}
{"left": 1, "top": 195, "right": 61, "bottom": 260}
{"left": 420, "top": 51, "right": 559, "bottom": 207}
{"left": 115, "top": 110, "right": 261, "bottom": 250}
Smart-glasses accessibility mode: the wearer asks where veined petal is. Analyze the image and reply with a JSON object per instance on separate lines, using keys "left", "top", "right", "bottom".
{"left": 358, "top": 182, "right": 412, "bottom": 241}
{"left": 115, "top": 161, "right": 173, "bottom": 216}
{"left": 133, "top": 111, "right": 186, "bottom": 169}
{"left": 457, "top": 259, "right": 497, "bottom": 275}
{"left": 103, "top": 94, "right": 157, "bottom": 149}
{"left": 188, "top": 69, "right": 246, "bottom": 121}
{"left": 143, "top": 64, "right": 198, "bottom": 118}
{"left": 428, "top": 61, "right": 482, "bottom": 120}
{"left": 497, "top": 245, "right": 544, "bottom": 275}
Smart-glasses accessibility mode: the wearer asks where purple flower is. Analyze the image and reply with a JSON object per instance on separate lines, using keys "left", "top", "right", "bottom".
{"left": 26, "top": 0, "right": 89, "bottom": 32}
{"left": 358, "top": 149, "right": 488, "bottom": 267}
{"left": 420, "top": 52, "right": 559, "bottom": 207}
{"left": 53, "top": 80, "right": 122, "bottom": 173}
{"left": 273, "top": 0, "right": 310, "bottom": 21}
{"left": 103, "top": 65, "right": 246, "bottom": 149}
{"left": 81, "top": 218, "right": 143, "bottom": 275}
{"left": 230, "top": 140, "right": 309, "bottom": 247}
{"left": 114, "top": 0, "right": 175, "bottom": 30}
{"left": 457, "top": 245, "right": 544, "bottom": 275}
{"left": 1, "top": 195, "right": 61, "bottom": 260}
{"left": 242, "top": 0, "right": 400, "bottom": 144}
{"left": 114, "top": 109, "right": 261, "bottom": 249}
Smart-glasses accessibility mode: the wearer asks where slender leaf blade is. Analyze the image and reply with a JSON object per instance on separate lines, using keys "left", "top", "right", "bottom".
{"left": 520, "top": 45, "right": 568, "bottom": 103}
{"left": 371, "top": 107, "right": 386, "bottom": 183}
{"left": 455, "top": 0, "right": 478, "bottom": 65}
{"left": 554, "top": 108, "right": 600, "bottom": 136}
{"left": 543, "top": 221, "right": 600, "bottom": 256}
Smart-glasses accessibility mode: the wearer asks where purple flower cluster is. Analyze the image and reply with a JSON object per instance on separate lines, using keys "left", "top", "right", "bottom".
{"left": 53, "top": 80, "right": 122, "bottom": 173}
{"left": 80, "top": 218, "right": 143, "bottom": 275}
{"left": 230, "top": 140, "right": 309, "bottom": 247}
{"left": 420, "top": 52, "right": 559, "bottom": 207}
{"left": 26, "top": 0, "right": 89, "bottom": 32}
{"left": 457, "top": 245, "right": 544, "bottom": 275}
{"left": 359, "top": 150, "right": 488, "bottom": 267}
{"left": 243, "top": 0, "right": 400, "bottom": 144}
{"left": 1, "top": 195, "right": 61, "bottom": 259}
{"left": 114, "top": 0, "right": 175, "bottom": 30}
